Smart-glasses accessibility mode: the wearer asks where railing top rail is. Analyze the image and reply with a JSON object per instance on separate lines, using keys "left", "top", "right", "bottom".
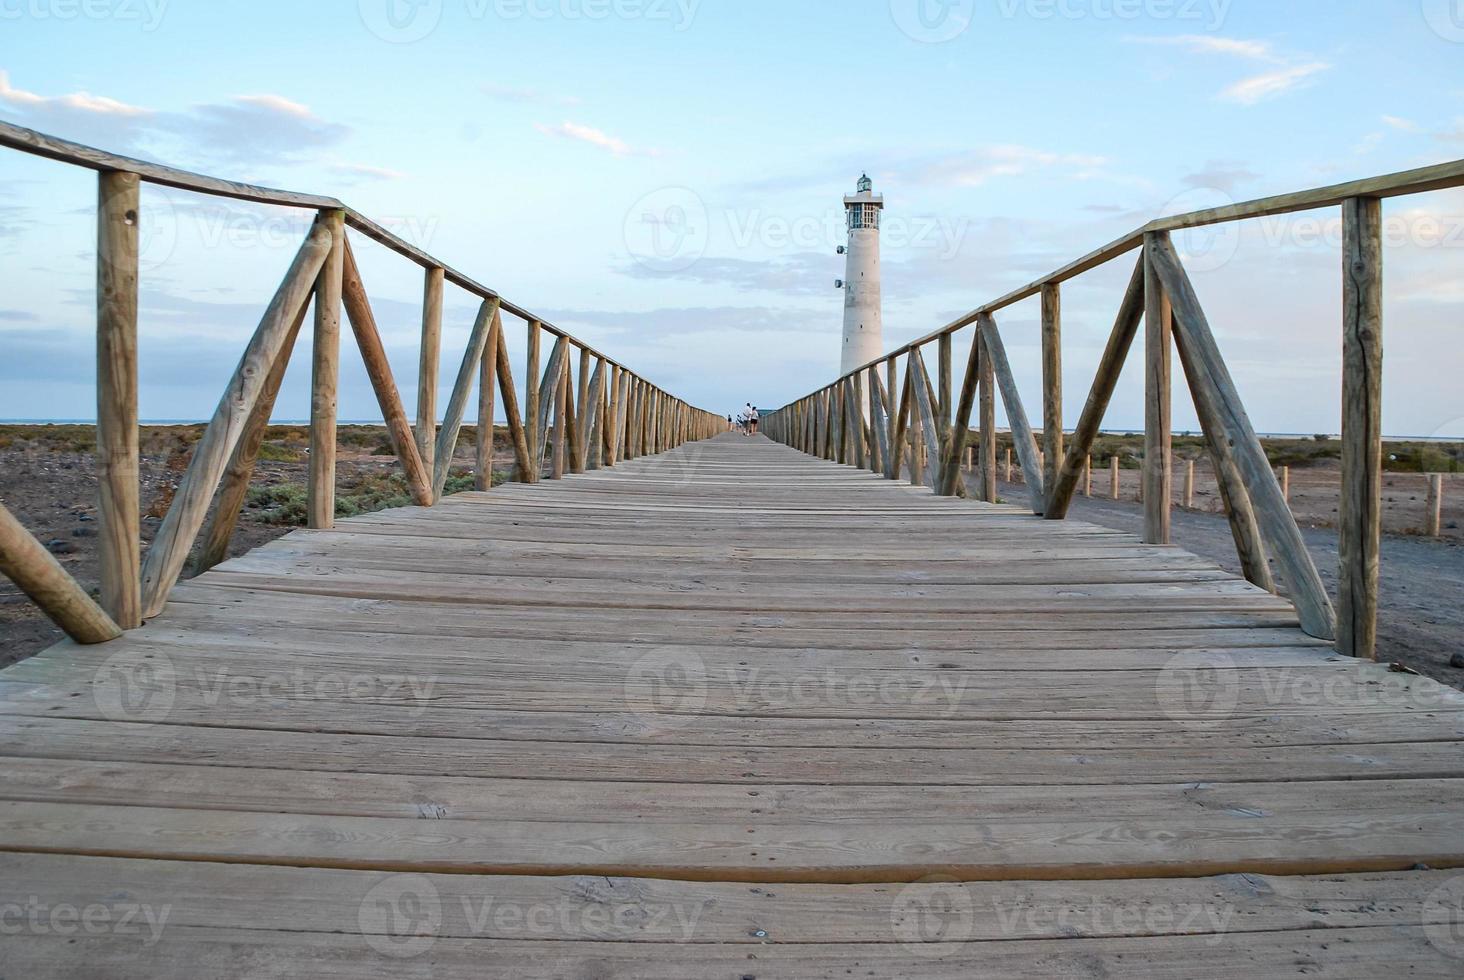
{"left": 0, "top": 118, "right": 643, "bottom": 375}
{"left": 786, "top": 155, "right": 1464, "bottom": 395}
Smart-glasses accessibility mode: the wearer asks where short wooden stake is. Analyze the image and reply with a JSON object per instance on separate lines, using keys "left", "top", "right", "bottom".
{"left": 1427, "top": 473, "right": 1443, "bottom": 538}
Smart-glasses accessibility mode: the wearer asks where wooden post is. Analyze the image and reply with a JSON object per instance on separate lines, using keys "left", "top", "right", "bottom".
{"left": 551, "top": 357, "right": 568, "bottom": 479}
{"left": 534, "top": 338, "right": 566, "bottom": 472}
{"left": 978, "top": 329, "right": 996, "bottom": 503}
{"left": 1183, "top": 459, "right": 1195, "bottom": 508}
{"left": 886, "top": 357, "right": 899, "bottom": 478}
{"left": 494, "top": 326, "right": 535, "bottom": 483}
{"left": 572, "top": 346, "right": 591, "bottom": 473}
{"left": 1110, "top": 456, "right": 1120, "bottom": 500}
{"left": 606, "top": 366, "right": 624, "bottom": 465}
{"left": 586, "top": 358, "right": 606, "bottom": 470}
{"left": 96, "top": 169, "right": 141, "bottom": 629}
{"left": 910, "top": 350, "right": 943, "bottom": 492}
{"left": 937, "top": 332, "right": 952, "bottom": 422}
{"left": 307, "top": 209, "right": 344, "bottom": 529}
{"left": 1006, "top": 449, "right": 1014, "bottom": 483}
{"left": 525, "top": 320, "right": 542, "bottom": 470}
{"left": 1041, "top": 282, "right": 1063, "bottom": 501}
{"left": 937, "top": 331, "right": 953, "bottom": 472}
{"left": 1279, "top": 465, "right": 1291, "bottom": 505}
{"left": 1427, "top": 474, "right": 1443, "bottom": 538}
{"left": 416, "top": 266, "right": 444, "bottom": 485}
{"left": 140, "top": 220, "right": 332, "bottom": 619}
{"left": 903, "top": 366, "right": 922, "bottom": 486}
{"left": 1084, "top": 455, "right": 1092, "bottom": 498}
{"left": 939, "top": 325, "right": 981, "bottom": 497}
{"left": 0, "top": 501, "right": 121, "bottom": 643}
{"left": 868, "top": 366, "right": 887, "bottom": 475}
{"left": 1143, "top": 235, "right": 1172, "bottom": 545}
{"left": 339, "top": 240, "right": 433, "bottom": 507}
{"left": 1338, "top": 196, "right": 1383, "bottom": 658}
{"left": 475, "top": 309, "right": 501, "bottom": 491}
{"left": 433, "top": 299, "right": 502, "bottom": 499}
{"left": 562, "top": 353, "right": 580, "bottom": 473}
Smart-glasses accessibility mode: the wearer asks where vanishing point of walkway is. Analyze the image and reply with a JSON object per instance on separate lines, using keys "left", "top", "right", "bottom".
{"left": 2, "top": 433, "right": 1463, "bottom": 976}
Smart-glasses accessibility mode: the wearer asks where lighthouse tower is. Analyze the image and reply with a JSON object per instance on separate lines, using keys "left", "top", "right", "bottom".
{"left": 838, "top": 174, "right": 884, "bottom": 377}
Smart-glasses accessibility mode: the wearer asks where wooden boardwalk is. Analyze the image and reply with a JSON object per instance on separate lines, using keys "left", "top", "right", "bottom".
{"left": 2, "top": 432, "right": 1463, "bottom": 976}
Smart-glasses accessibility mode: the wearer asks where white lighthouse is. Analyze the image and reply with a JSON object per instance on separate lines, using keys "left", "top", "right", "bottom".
{"left": 838, "top": 174, "right": 884, "bottom": 377}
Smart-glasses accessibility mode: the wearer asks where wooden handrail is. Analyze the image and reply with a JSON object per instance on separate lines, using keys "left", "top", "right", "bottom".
{"left": 763, "top": 156, "right": 1462, "bottom": 661}
{"left": 0, "top": 119, "right": 631, "bottom": 371}
{"left": 0, "top": 119, "right": 724, "bottom": 643}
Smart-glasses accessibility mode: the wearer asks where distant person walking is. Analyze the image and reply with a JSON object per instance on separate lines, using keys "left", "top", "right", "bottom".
{"left": 747, "top": 404, "right": 759, "bottom": 436}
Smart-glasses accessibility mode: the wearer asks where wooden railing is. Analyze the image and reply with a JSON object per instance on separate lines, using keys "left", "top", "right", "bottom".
{"left": 764, "top": 158, "right": 1464, "bottom": 661}
{"left": 0, "top": 120, "right": 723, "bottom": 644}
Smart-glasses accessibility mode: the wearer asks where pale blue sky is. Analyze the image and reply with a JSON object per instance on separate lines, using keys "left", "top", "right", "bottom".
{"left": 1, "top": 0, "right": 1461, "bottom": 434}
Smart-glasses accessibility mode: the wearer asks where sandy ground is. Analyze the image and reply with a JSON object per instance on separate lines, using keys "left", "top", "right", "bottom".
{"left": 3, "top": 428, "right": 1460, "bottom": 689}
{"left": 0, "top": 428, "right": 518, "bottom": 668}
{"left": 986, "top": 468, "right": 1464, "bottom": 686}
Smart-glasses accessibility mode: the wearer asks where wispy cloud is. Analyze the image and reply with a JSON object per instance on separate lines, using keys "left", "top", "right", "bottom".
{"left": 1124, "top": 36, "right": 1330, "bottom": 106}
{"left": 534, "top": 120, "right": 658, "bottom": 157}
{"left": 1126, "top": 35, "right": 1280, "bottom": 62}
{"left": 1382, "top": 115, "right": 1421, "bottom": 133}
{"left": 1218, "top": 62, "right": 1330, "bottom": 105}
{"left": 0, "top": 71, "right": 350, "bottom": 168}
{"left": 0, "top": 69, "right": 150, "bottom": 117}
